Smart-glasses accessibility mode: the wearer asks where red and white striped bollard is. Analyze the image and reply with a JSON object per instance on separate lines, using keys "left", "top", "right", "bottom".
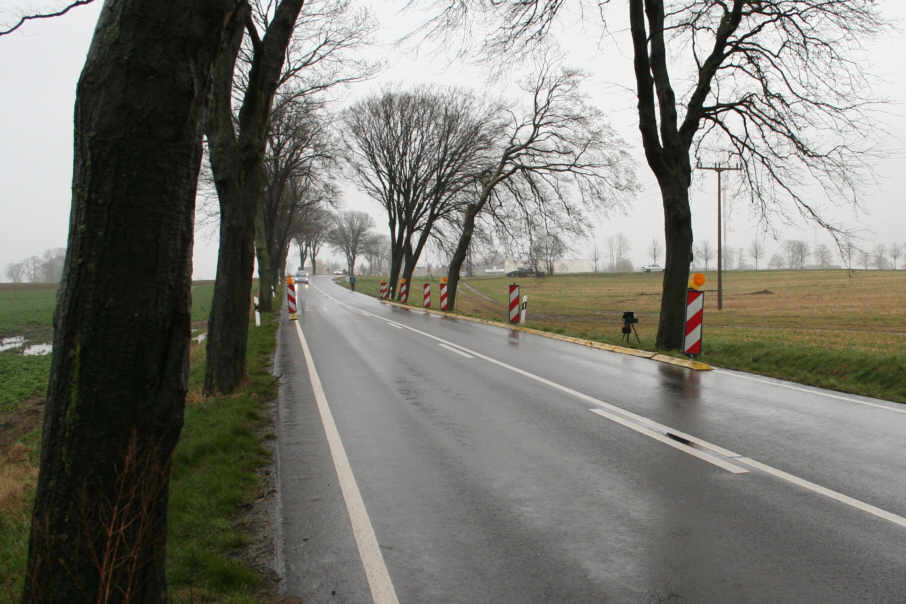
{"left": 399, "top": 278, "right": 408, "bottom": 304}
{"left": 286, "top": 276, "right": 298, "bottom": 320}
{"left": 684, "top": 288, "right": 704, "bottom": 356}
{"left": 508, "top": 283, "right": 520, "bottom": 324}
{"left": 423, "top": 283, "right": 431, "bottom": 308}
{"left": 380, "top": 280, "right": 388, "bottom": 300}
{"left": 440, "top": 277, "right": 448, "bottom": 311}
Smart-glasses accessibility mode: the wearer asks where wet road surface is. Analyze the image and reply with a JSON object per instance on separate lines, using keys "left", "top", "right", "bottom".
{"left": 273, "top": 276, "right": 906, "bottom": 603}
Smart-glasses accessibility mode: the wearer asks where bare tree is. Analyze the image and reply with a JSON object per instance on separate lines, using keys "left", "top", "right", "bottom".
{"left": 294, "top": 205, "right": 333, "bottom": 275}
{"left": 813, "top": 243, "right": 833, "bottom": 268}
{"left": 841, "top": 237, "right": 858, "bottom": 276}
{"left": 5, "top": 261, "right": 25, "bottom": 283}
{"left": 784, "top": 240, "right": 809, "bottom": 269}
{"left": 749, "top": 238, "right": 763, "bottom": 271}
{"left": 256, "top": 96, "right": 336, "bottom": 310}
{"left": 696, "top": 240, "right": 715, "bottom": 271}
{"left": 649, "top": 237, "right": 662, "bottom": 266}
{"left": 592, "top": 243, "right": 601, "bottom": 273}
{"left": 872, "top": 243, "right": 889, "bottom": 270}
{"left": 768, "top": 252, "right": 785, "bottom": 269}
{"left": 429, "top": 0, "right": 885, "bottom": 350}
{"left": 327, "top": 210, "right": 376, "bottom": 276}
{"left": 443, "top": 63, "right": 635, "bottom": 309}
{"left": 859, "top": 248, "right": 871, "bottom": 270}
{"left": 343, "top": 86, "right": 495, "bottom": 300}
{"left": 19, "top": 2, "right": 232, "bottom": 600}
{"left": 890, "top": 243, "right": 902, "bottom": 270}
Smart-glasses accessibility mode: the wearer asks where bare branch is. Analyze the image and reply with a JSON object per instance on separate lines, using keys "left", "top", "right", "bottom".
{"left": 0, "top": 0, "right": 94, "bottom": 36}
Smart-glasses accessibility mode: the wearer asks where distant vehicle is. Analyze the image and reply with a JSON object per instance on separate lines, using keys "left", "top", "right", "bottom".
{"left": 506, "top": 267, "right": 545, "bottom": 278}
{"left": 295, "top": 271, "right": 310, "bottom": 284}
{"left": 333, "top": 269, "right": 345, "bottom": 275}
{"left": 641, "top": 264, "right": 663, "bottom": 272}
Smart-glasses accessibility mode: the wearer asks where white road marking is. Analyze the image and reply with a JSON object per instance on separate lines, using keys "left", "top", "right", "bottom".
{"left": 312, "top": 283, "right": 906, "bottom": 529}
{"left": 735, "top": 456, "right": 906, "bottom": 529}
{"left": 714, "top": 369, "right": 906, "bottom": 415}
{"left": 292, "top": 321, "right": 399, "bottom": 604}
{"left": 438, "top": 343, "right": 474, "bottom": 359}
{"left": 589, "top": 409, "right": 748, "bottom": 474}
{"left": 385, "top": 322, "right": 403, "bottom": 329}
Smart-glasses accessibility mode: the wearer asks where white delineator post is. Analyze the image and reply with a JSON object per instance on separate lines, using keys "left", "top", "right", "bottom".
{"left": 520, "top": 295, "right": 527, "bottom": 324}
{"left": 423, "top": 283, "right": 431, "bottom": 308}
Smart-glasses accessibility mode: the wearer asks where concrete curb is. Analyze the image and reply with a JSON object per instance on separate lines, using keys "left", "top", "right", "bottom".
{"left": 379, "top": 298, "right": 713, "bottom": 372}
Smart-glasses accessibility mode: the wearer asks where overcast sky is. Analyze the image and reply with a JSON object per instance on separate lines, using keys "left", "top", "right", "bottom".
{"left": 1, "top": 1, "right": 904, "bottom": 280}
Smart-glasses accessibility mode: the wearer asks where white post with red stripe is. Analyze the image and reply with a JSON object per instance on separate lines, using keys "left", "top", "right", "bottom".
{"left": 423, "top": 283, "right": 431, "bottom": 308}
{"left": 399, "top": 278, "right": 408, "bottom": 304}
{"left": 508, "top": 283, "right": 520, "bottom": 324}
{"left": 286, "top": 276, "right": 298, "bottom": 320}
{"left": 440, "top": 277, "right": 448, "bottom": 311}
{"left": 684, "top": 289, "right": 704, "bottom": 356}
{"left": 380, "top": 280, "right": 388, "bottom": 300}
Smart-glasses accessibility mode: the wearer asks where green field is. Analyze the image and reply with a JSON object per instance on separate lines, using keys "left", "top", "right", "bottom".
{"left": 347, "top": 270, "right": 906, "bottom": 404}
{"left": 1, "top": 281, "right": 277, "bottom": 601}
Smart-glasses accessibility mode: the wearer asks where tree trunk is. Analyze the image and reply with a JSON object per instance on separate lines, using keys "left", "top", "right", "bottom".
{"left": 205, "top": 192, "right": 257, "bottom": 395}
{"left": 388, "top": 241, "right": 404, "bottom": 299}
{"left": 204, "top": 0, "right": 305, "bottom": 395}
{"left": 446, "top": 202, "right": 482, "bottom": 311}
{"left": 656, "top": 181, "right": 694, "bottom": 350}
{"left": 255, "top": 202, "right": 273, "bottom": 313}
{"left": 22, "top": 3, "right": 230, "bottom": 602}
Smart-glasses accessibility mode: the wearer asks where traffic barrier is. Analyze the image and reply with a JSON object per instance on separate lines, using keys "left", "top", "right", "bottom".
{"left": 380, "top": 280, "right": 388, "bottom": 300}
{"left": 440, "top": 277, "right": 448, "bottom": 311}
{"left": 399, "top": 278, "right": 408, "bottom": 304}
{"left": 423, "top": 283, "right": 431, "bottom": 308}
{"left": 286, "top": 276, "right": 298, "bottom": 320}
{"left": 508, "top": 283, "right": 520, "bottom": 324}
{"left": 684, "top": 289, "right": 704, "bottom": 356}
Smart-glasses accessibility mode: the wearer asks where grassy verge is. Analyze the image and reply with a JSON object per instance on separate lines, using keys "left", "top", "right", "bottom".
{"left": 167, "top": 313, "right": 277, "bottom": 603}
{"left": 344, "top": 271, "right": 906, "bottom": 403}
{"left": 1, "top": 281, "right": 278, "bottom": 602}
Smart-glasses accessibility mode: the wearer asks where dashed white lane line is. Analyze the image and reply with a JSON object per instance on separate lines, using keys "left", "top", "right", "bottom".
{"left": 438, "top": 342, "right": 474, "bottom": 359}
{"left": 311, "top": 284, "right": 906, "bottom": 530}
{"left": 293, "top": 320, "right": 399, "bottom": 604}
{"left": 589, "top": 408, "right": 748, "bottom": 474}
{"left": 714, "top": 369, "right": 906, "bottom": 415}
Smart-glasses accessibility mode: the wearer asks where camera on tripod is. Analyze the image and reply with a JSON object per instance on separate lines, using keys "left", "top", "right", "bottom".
{"left": 621, "top": 311, "right": 640, "bottom": 344}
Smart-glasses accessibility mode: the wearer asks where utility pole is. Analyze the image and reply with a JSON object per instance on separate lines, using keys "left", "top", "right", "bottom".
{"left": 697, "top": 159, "right": 740, "bottom": 310}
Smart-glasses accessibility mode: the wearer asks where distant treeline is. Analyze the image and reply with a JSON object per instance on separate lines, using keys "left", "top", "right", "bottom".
{"left": 5, "top": 248, "right": 65, "bottom": 283}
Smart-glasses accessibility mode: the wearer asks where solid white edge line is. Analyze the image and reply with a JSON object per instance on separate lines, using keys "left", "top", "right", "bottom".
{"left": 735, "top": 456, "right": 906, "bottom": 529}
{"left": 314, "top": 283, "right": 906, "bottom": 530}
{"left": 293, "top": 321, "right": 400, "bottom": 604}
{"left": 438, "top": 342, "right": 474, "bottom": 358}
{"left": 714, "top": 369, "right": 906, "bottom": 415}
{"left": 589, "top": 409, "right": 748, "bottom": 474}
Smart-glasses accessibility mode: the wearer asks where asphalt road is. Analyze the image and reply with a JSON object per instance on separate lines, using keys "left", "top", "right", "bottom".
{"left": 273, "top": 275, "right": 906, "bottom": 603}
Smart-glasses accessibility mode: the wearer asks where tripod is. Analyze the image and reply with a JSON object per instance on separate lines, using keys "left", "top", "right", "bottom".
{"left": 621, "top": 312, "right": 640, "bottom": 345}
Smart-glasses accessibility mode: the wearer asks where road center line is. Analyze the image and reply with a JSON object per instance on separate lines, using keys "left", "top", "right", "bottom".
{"left": 313, "top": 284, "right": 906, "bottom": 529}
{"left": 292, "top": 320, "right": 399, "bottom": 604}
{"left": 438, "top": 342, "right": 474, "bottom": 359}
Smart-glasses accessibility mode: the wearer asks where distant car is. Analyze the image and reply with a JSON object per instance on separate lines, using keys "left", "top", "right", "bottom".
{"left": 506, "top": 267, "right": 545, "bottom": 278}
{"left": 641, "top": 264, "right": 663, "bottom": 272}
{"left": 332, "top": 269, "right": 344, "bottom": 275}
{"left": 295, "top": 271, "right": 310, "bottom": 284}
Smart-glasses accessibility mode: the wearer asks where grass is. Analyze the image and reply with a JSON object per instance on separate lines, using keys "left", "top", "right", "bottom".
{"left": 346, "top": 270, "right": 906, "bottom": 403}
{"left": 0, "top": 281, "right": 276, "bottom": 602}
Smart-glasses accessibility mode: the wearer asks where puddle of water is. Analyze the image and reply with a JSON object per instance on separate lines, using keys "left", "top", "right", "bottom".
{"left": 23, "top": 343, "right": 53, "bottom": 356}
{"left": 1, "top": 336, "right": 26, "bottom": 352}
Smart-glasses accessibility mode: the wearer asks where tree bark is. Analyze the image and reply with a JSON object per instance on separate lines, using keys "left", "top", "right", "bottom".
{"left": 204, "top": 0, "right": 305, "bottom": 395}
{"left": 255, "top": 201, "right": 274, "bottom": 312}
{"left": 21, "top": 2, "right": 231, "bottom": 602}
{"left": 656, "top": 180, "right": 693, "bottom": 350}
{"left": 446, "top": 202, "right": 482, "bottom": 311}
